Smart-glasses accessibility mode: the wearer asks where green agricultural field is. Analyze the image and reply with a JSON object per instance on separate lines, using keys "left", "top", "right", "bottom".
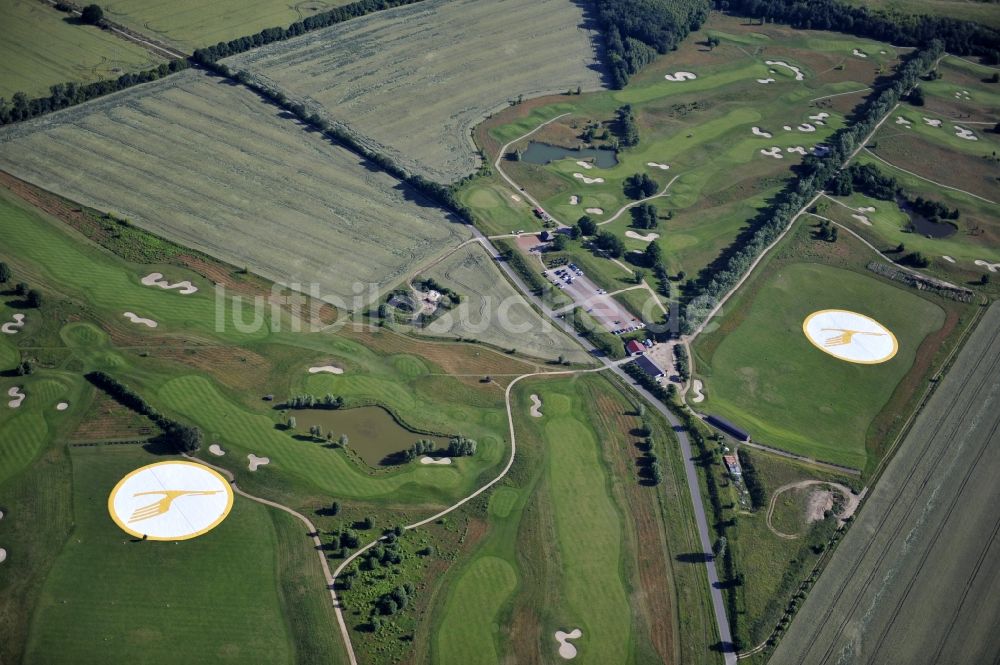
{"left": 418, "top": 243, "right": 591, "bottom": 363}
{"left": 771, "top": 301, "right": 1000, "bottom": 665}
{"left": 103, "top": 0, "right": 352, "bottom": 51}
{"left": 0, "top": 0, "right": 165, "bottom": 99}
{"left": 225, "top": 0, "right": 605, "bottom": 182}
{"left": 692, "top": 217, "right": 957, "bottom": 470}
{"left": 0, "top": 70, "right": 469, "bottom": 308}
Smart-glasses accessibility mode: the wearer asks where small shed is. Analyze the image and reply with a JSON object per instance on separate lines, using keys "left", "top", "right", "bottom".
{"left": 706, "top": 414, "right": 750, "bottom": 442}
{"left": 625, "top": 339, "right": 645, "bottom": 356}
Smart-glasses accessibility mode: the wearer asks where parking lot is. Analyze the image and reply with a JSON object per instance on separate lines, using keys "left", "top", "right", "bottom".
{"left": 544, "top": 264, "right": 644, "bottom": 335}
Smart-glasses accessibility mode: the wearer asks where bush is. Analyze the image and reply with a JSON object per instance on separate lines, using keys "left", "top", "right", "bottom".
{"left": 26, "top": 289, "right": 42, "bottom": 308}
{"left": 0, "top": 262, "right": 10, "bottom": 283}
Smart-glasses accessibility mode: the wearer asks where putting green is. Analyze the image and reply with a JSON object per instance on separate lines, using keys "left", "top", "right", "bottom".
{"left": 696, "top": 262, "right": 944, "bottom": 468}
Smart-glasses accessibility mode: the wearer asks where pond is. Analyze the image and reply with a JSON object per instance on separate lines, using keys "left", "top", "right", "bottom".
{"left": 898, "top": 196, "right": 957, "bottom": 239}
{"left": 520, "top": 142, "right": 618, "bottom": 169}
{"left": 291, "top": 406, "right": 450, "bottom": 467}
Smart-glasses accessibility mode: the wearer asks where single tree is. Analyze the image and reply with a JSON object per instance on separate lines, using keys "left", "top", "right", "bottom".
{"left": 26, "top": 289, "right": 42, "bottom": 308}
{"left": 287, "top": 416, "right": 297, "bottom": 430}
{"left": 0, "top": 262, "right": 10, "bottom": 283}
{"left": 80, "top": 4, "right": 104, "bottom": 24}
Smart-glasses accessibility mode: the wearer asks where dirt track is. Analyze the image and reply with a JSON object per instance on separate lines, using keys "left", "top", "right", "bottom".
{"left": 766, "top": 480, "right": 861, "bottom": 539}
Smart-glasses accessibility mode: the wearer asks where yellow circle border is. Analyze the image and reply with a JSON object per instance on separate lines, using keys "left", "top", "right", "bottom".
{"left": 107, "top": 460, "right": 234, "bottom": 541}
{"left": 802, "top": 309, "right": 899, "bottom": 365}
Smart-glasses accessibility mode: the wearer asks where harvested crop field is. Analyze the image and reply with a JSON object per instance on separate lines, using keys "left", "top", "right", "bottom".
{"left": 225, "top": 0, "right": 605, "bottom": 182}
{"left": 0, "top": 70, "right": 469, "bottom": 306}
{"left": 418, "top": 243, "right": 591, "bottom": 363}
{"left": 771, "top": 301, "right": 1000, "bottom": 665}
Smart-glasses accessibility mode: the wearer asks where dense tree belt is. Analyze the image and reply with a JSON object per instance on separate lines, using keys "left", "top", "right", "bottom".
{"left": 0, "top": 60, "right": 189, "bottom": 126}
{"left": 681, "top": 42, "right": 944, "bottom": 334}
{"left": 595, "top": 0, "right": 711, "bottom": 88}
{"left": 716, "top": 0, "right": 1000, "bottom": 62}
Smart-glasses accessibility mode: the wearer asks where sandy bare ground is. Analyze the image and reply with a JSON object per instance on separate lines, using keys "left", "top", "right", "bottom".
{"left": 123, "top": 312, "right": 157, "bottom": 328}
{"left": 308, "top": 365, "right": 344, "bottom": 375}
{"left": 419, "top": 456, "right": 452, "bottom": 465}
{"left": 690, "top": 379, "right": 705, "bottom": 403}
{"left": 555, "top": 629, "right": 583, "bottom": 659}
{"left": 529, "top": 393, "right": 543, "bottom": 417}
{"left": 7, "top": 386, "right": 25, "bottom": 408}
{"left": 141, "top": 272, "right": 198, "bottom": 295}
{"left": 766, "top": 480, "right": 860, "bottom": 539}
{"left": 209, "top": 444, "right": 226, "bottom": 456}
{"left": 1, "top": 313, "right": 25, "bottom": 334}
{"left": 247, "top": 453, "right": 269, "bottom": 471}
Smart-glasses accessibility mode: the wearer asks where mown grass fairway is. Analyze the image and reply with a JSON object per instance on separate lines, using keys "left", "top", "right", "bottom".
{"left": 226, "top": 0, "right": 605, "bottom": 182}
{"left": 420, "top": 243, "right": 591, "bottom": 363}
{"left": 0, "top": 70, "right": 469, "bottom": 306}
{"left": 0, "top": 0, "right": 164, "bottom": 98}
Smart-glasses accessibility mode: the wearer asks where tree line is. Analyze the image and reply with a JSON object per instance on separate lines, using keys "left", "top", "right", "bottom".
{"left": 681, "top": 42, "right": 944, "bottom": 335}
{"left": 716, "top": 0, "right": 1000, "bottom": 63}
{"left": 85, "top": 371, "right": 203, "bottom": 452}
{"left": 595, "top": 0, "right": 711, "bottom": 88}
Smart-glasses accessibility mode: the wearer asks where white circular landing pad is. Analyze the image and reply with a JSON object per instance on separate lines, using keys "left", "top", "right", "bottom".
{"left": 108, "top": 461, "right": 233, "bottom": 540}
{"left": 803, "top": 309, "right": 898, "bottom": 364}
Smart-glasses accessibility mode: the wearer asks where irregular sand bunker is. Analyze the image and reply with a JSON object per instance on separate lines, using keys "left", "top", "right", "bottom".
{"left": 664, "top": 71, "right": 697, "bottom": 81}
{"left": 510, "top": 193, "right": 522, "bottom": 202}
{"left": 851, "top": 213, "right": 872, "bottom": 226}
{"left": 787, "top": 146, "right": 807, "bottom": 155}
{"left": 809, "top": 112, "right": 829, "bottom": 124}
{"left": 782, "top": 125, "right": 792, "bottom": 131}
{"left": 625, "top": 230, "right": 660, "bottom": 242}
{"left": 691, "top": 379, "right": 705, "bottom": 403}
{"left": 646, "top": 162, "right": 670, "bottom": 170}
{"left": 569, "top": 195, "right": 579, "bottom": 205}
{"left": 419, "top": 456, "right": 452, "bottom": 465}
{"left": 209, "top": 444, "right": 226, "bottom": 456}
{"left": 575, "top": 161, "right": 593, "bottom": 170}
{"left": 141, "top": 272, "right": 198, "bottom": 295}
{"left": 1, "top": 313, "right": 25, "bottom": 335}
{"left": 7, "top": 386, "right": 25, "bottom": 408}
{"left": 756, "top": 77, "right": 776, "bottom": 84}
{"left": 975, "top": 260, "right": 1000, "bottom": 272}
{"left": 123, "top": 312, "right": 158, "bottom": 328}
{"left": 765, "top": 60, "right": 805, "bottom": 80}
{"left": 0, "top": 549, "right": 6, "bottom": 564}
{"left": 529, "top": 393, "right": 543, "bottom": 418}
{"left": 751, "top": 126, "right": 772, "bottom": 138}
{"left": 55, "top": 402, "right": 69, "bottom": 411}
{"left": 308, "top": 365, "right": 344, "bottom": 374}
{"left": 895, "top": 116, "right": 912, "bottom": 127}
{"left": 797, "top": 123, "right": 817, "bottom": 133}
{"left": 954, "top": 126, "right": 978, "bottom": 141}
{"left": 573, "top": 173, "right": 605, "bottom": 184}
{"left": 923, "top": 117, "right": 942, "bottom": 127}
{"left": 858, "top": 206, "right": 876, "bottom": 213}
{"left": 760, "top": 147, "right": 784, "bottom": 159}
{"left": 585, "top": 207, "right": 604, "bottom": 214}
{"left": 248, "top": 453, "right": 270, "bottom": 471}
{"left": 942, "top": 255, "right": 956, "bottom": 263}
{"left": 852, "top": 48, "right": 867, "bottom": 58}
{"left": 555, "top": 629, "right": 583, "bottom": 659}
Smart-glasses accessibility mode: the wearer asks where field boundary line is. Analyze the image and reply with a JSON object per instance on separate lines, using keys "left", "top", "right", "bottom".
{"left": 38, "top": 0, "right": 188, "bottom": 59}
{"left": 859, "top": 148, "right": 998, "bottom": 205}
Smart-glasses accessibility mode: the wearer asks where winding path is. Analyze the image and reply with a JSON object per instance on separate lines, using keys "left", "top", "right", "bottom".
{"left": 765, "top": 480, "right": 861, "bottom": 539}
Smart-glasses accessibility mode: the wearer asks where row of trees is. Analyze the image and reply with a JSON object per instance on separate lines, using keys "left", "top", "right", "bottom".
{"left": 681, "top": 42, "right": 944, "bottom": 335}
{"left": 85, "top": 371, "right": 202, "bottom": 452}
{"left": 624, "top": 172, "right": 660, "bottom": 199}
{"left": 717, "top": 0, "right": 1000, "bottom": 63}
{"left": 285, "top": 393, "right": 344, "bottom": 409}
{"left": 596, "top": 0, "right": 710, "bottom": 88}
{"left": 402, "top": 439, "right": 436, "bottom": 461}
{"left": 829, "top": 162, "right": 960, "bottom": 223}
{"left": 0, "top": 60, "right": 188, "bottom": 126}
{"left": 737, "top": 448, "right": 766, "bottom": 509}
{"left": 616, "top": 104, "right": 639, "bottom": 146}
{"left": 1, "top": 265, "right": 43, "bottom": 308}
{"left": 630, "top": 202, "right": 659, "bottom": 229}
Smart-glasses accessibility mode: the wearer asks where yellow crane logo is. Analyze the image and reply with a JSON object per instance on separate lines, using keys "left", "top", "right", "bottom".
{"left": 820, "top": 328, "right": 886, "bottom": 348}
{"left": 127, "top": 489, "right": 223, "bottom": 523}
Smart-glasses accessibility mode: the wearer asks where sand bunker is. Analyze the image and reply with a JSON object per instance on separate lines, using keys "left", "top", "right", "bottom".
{"left": 782, "top": 125, "right": 792, "bottom": 131}
{"left": 942, "top": 256, "right": 956, "bottom": 263}
{"left": 766, "top": 60, "right": 805, "bottom": 80}
{"left": 975, "top": 260, "right": 1000, "bottom": 273}
{"left": 895, "top": 116, "right": 912, "bottom": 127}
{"left": 55, "top": 402, "right": 69, "bottom": 411}
{"left": 751, "top": 126, "right": 772, "bottom": 138}
{"left": 954, "top": 126, "right": 978, "bottom": 141}
{"left": 585, "top": 207, "right": 604, "bottom": 214}
{"left": 851, "top": 213, "right": 872, "bottom": 226}
{"left": 760, "top": 147, "right": 784, "bottom": 159}
{"left": 140, "top": 272, "right": 198, "bottom": 295}
{"left": 529, "top": 394, "right": 543, "bottom": 418}
{"left": 308, "top": 365, "right": 344, "bottom": 375}
{"left": 123, "top": 312, "right": 158, "bottom": 328}
{"left": 646, "top": 161, "right": 670, "bottom": 170}
{"left": 858, "top": 206, "right": 876, "bottom": 213}
{"left": 923, "top": 117, "right": 942, "bottom": 127}
{"left": 797, "top": 123, "right": 817, "bottom": 133}
{"left": 809, "top": 113, "right": 829, "bottom": 124}
{"left": 954, "top": 90, "right": 972, "bottom": 101}
{"left": 209, "top": 444, "right": 226, "bottom": 456}
{"left": 248, "top": 454, "right": 270, "bottom": 471}
{"left": 569, "top": 195, "right": 579, "bottom": 205}
{"left": 664, "top": 71, "right": 697, "bottom": 81}
{"left": 625, "top": 230, "right": 660, "bottom": 242}
{"left": 7, "top": 386, "right": 25, "bottom": 408}
{"left": 787, "top": 146, "right": 807, "bottom": 155}
{"left": 1, "top": 313, "right": 25, "bottom": 335}
{"left": 573, "top": 173, "right": 605, "bottom": 184}
{"left": 852, "top": 48, "right": 867, "bottom": 58}
{"left": 510, "top": 193, "right": 522, "bottom": 202}
{"left": 756, "top": 77, "right": 776, "bottom": 84}
{"left": 0, "top": 549, "right": 6, "bottom": 564}
{"left": 575, "top": 161, "right": 593, "bottom": 170}
{"left": 555, "top": 629, "right": 582, "bottom": 659}
{"left": 691, "top": 379, "right": 705, "bottom": 403}
{"left": 419, "top": 456, "right": 452, "bottom": 465}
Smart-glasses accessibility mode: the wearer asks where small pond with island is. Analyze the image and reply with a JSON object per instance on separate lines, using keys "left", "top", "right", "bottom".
{"left": 520, "top": 142, "right": 618, "bottom": 168}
